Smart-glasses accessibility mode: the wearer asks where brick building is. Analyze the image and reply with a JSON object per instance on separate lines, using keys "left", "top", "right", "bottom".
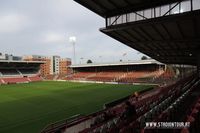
{"left": 23, "top": 55, "right": 71, "bottom": 77}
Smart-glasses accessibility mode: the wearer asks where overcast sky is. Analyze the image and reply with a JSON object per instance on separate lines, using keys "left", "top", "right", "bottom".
{"left": 0, "top": 0, "right": 146, "bottom": 64}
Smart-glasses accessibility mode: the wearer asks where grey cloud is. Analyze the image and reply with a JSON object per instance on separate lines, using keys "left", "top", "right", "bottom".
{"left": 0, "top": 0, "right": 143, "bottom": 63}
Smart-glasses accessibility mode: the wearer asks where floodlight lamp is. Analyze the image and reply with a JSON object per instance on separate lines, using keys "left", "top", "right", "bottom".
{"left": 69, "top": 36, "right": 76, "bottom": 43}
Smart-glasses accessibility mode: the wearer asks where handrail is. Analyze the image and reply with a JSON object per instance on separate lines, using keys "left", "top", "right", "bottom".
{"left": 41, "top": 114, "right": 82, "bottom": 133}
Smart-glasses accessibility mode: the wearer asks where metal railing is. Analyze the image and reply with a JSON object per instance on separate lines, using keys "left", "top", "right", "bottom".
{"left": 106, "top": 0, "right": 200, "bottom": 27}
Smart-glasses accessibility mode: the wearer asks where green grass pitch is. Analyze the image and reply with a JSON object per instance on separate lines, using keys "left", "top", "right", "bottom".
{"left": 0, "top": 81, "right": 152, "bottom": 133}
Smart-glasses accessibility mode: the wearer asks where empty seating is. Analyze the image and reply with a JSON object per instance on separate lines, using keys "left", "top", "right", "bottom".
{"left": 0, "top": 69, "right": 20, "bottom": 76}
{"left": 2, "top": 77, "right": 29, "bottom": 84}
{"left": 66, "top": 72, "right": 95, "bottom": 80}
{"left": 66, "top": 70, "right": 168, "bottom": 84}
{"left": 181, "top": 96, "right": 200, "bottom": 133}
{"left": 87, "top": 72, "right": 125, "bottom": 82}
{"left": 18, "top": 69, "right": 38, "bottom": 75}
{"left": 118, "top": 71, "right": 151, "bottom": 83}
{"left": 41, "top": 75, "right": 198, "bottom": 133}
{"left": 28, "top": 76, "right": 42, "bottom": 82}
{"left": 0, "top": 62, "right": 42, "bottom": 84}
{"left": 0, "top": 75, "right": 42, "bottom": 84}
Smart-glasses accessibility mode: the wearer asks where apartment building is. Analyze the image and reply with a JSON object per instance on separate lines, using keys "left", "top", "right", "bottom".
{"left": 23, "top": 55, "right": 71, "bottom": 76}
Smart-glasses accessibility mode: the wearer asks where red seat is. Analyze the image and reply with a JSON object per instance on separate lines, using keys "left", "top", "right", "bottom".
{"left": 29, "top": 76, "right": 42, "bottom": 82}
{"left": 3, "top": 77, "right": 29, "bottom": 84}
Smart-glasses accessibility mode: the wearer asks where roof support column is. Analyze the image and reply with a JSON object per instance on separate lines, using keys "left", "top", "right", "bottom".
{"left": 105, "top": 17, "right": 108, "bottom": 27}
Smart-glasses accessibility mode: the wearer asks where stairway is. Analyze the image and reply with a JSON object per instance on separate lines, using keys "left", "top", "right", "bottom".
{"left": 53, "top": 75, "right": 59, "bottom": 80}
{"left": 113, "top": 72, "right": 128, "bottom": 82}
{"left": 16, "top": 69, "right": 23, "bottom": 76}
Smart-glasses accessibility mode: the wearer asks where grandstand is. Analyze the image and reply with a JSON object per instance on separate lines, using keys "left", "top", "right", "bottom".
{"left": 39, "top": 0, "right": 200, "bottom": 133}
{"left": 66, "top": 60, "right": 165, "bottom": 83}
{"left": 66, "top": 60, "right": 195, "bottom": 85}
{"left": 0, "top": 60, "right": 43, "bottom": 84}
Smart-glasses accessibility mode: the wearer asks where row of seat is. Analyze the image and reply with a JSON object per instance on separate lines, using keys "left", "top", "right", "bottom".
{"left": 0, "top": 75, "right": 42, "bottom": 84}
{"left": 66, "top": 70, "right": 170, "bottom": 84}
{"left": 0, "top": 69, "right": 20, "bottom": 75}
{"left": 181, "top": 95, "right": 200, "bottom": 133}
{"left": 28, "top": 76, "right": 42, "bottom": 82}
{"left": 77, "top": 76, "right": 189, "bottom": 133}
{"left": 2, "top": 77, "right": 29, "bottom": 84}
{"left": 140, "top": 78, "right": 200, "bottom": 133}
{"left": 83, "top": 76, "right": 197, "bottom": 133}
{"left": 0, "top": 69, "right": 39, "bottom": 76}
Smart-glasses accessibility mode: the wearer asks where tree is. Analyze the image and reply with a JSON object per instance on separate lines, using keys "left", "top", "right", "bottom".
{"left": 87, "top": 59, "right": 92, "bottom": 64}
{"left": 141, "top": 56, "right": 148, "bottom": 60}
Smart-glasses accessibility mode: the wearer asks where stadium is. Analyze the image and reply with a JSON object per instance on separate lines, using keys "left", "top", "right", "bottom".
{"left": 0, "top": 0, "right": 200, "bottom": 133}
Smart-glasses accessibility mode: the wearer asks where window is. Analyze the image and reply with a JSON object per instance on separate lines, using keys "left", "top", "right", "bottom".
{"left": 155, "top": 7, "right": 161, "bottom": 17}
{"left": 122, "top": 14, "right": 127, "bottom": 23}
{"left": 110, "top": 16, "right": 116, "bottom": 25}
{"left": 181, "top": 1, "right": 191, "bottom": 12}
{"left": 161, "top": 5, "right": 169, "bottom": 16}
{"left": 171, "top": 3, "right": 180, "bottom": 14}
{"left": 193, "top": 0, "right": 200, "bottom": 10}
{"left": 117, "top": 15, "right": 122, "bottom": 24}
{"left": 136, "top": 11, "right": 143, "bottom": 20}
{"left": 144, "top": 9, "right": 151, "bottom": 18}
{"left": 129, "top": 12, "right": 136, "bottom": 22}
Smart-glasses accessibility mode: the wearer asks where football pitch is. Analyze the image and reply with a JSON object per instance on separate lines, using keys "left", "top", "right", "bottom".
{"left": 0, "top": 81, "right": 153, "bottom": 133}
